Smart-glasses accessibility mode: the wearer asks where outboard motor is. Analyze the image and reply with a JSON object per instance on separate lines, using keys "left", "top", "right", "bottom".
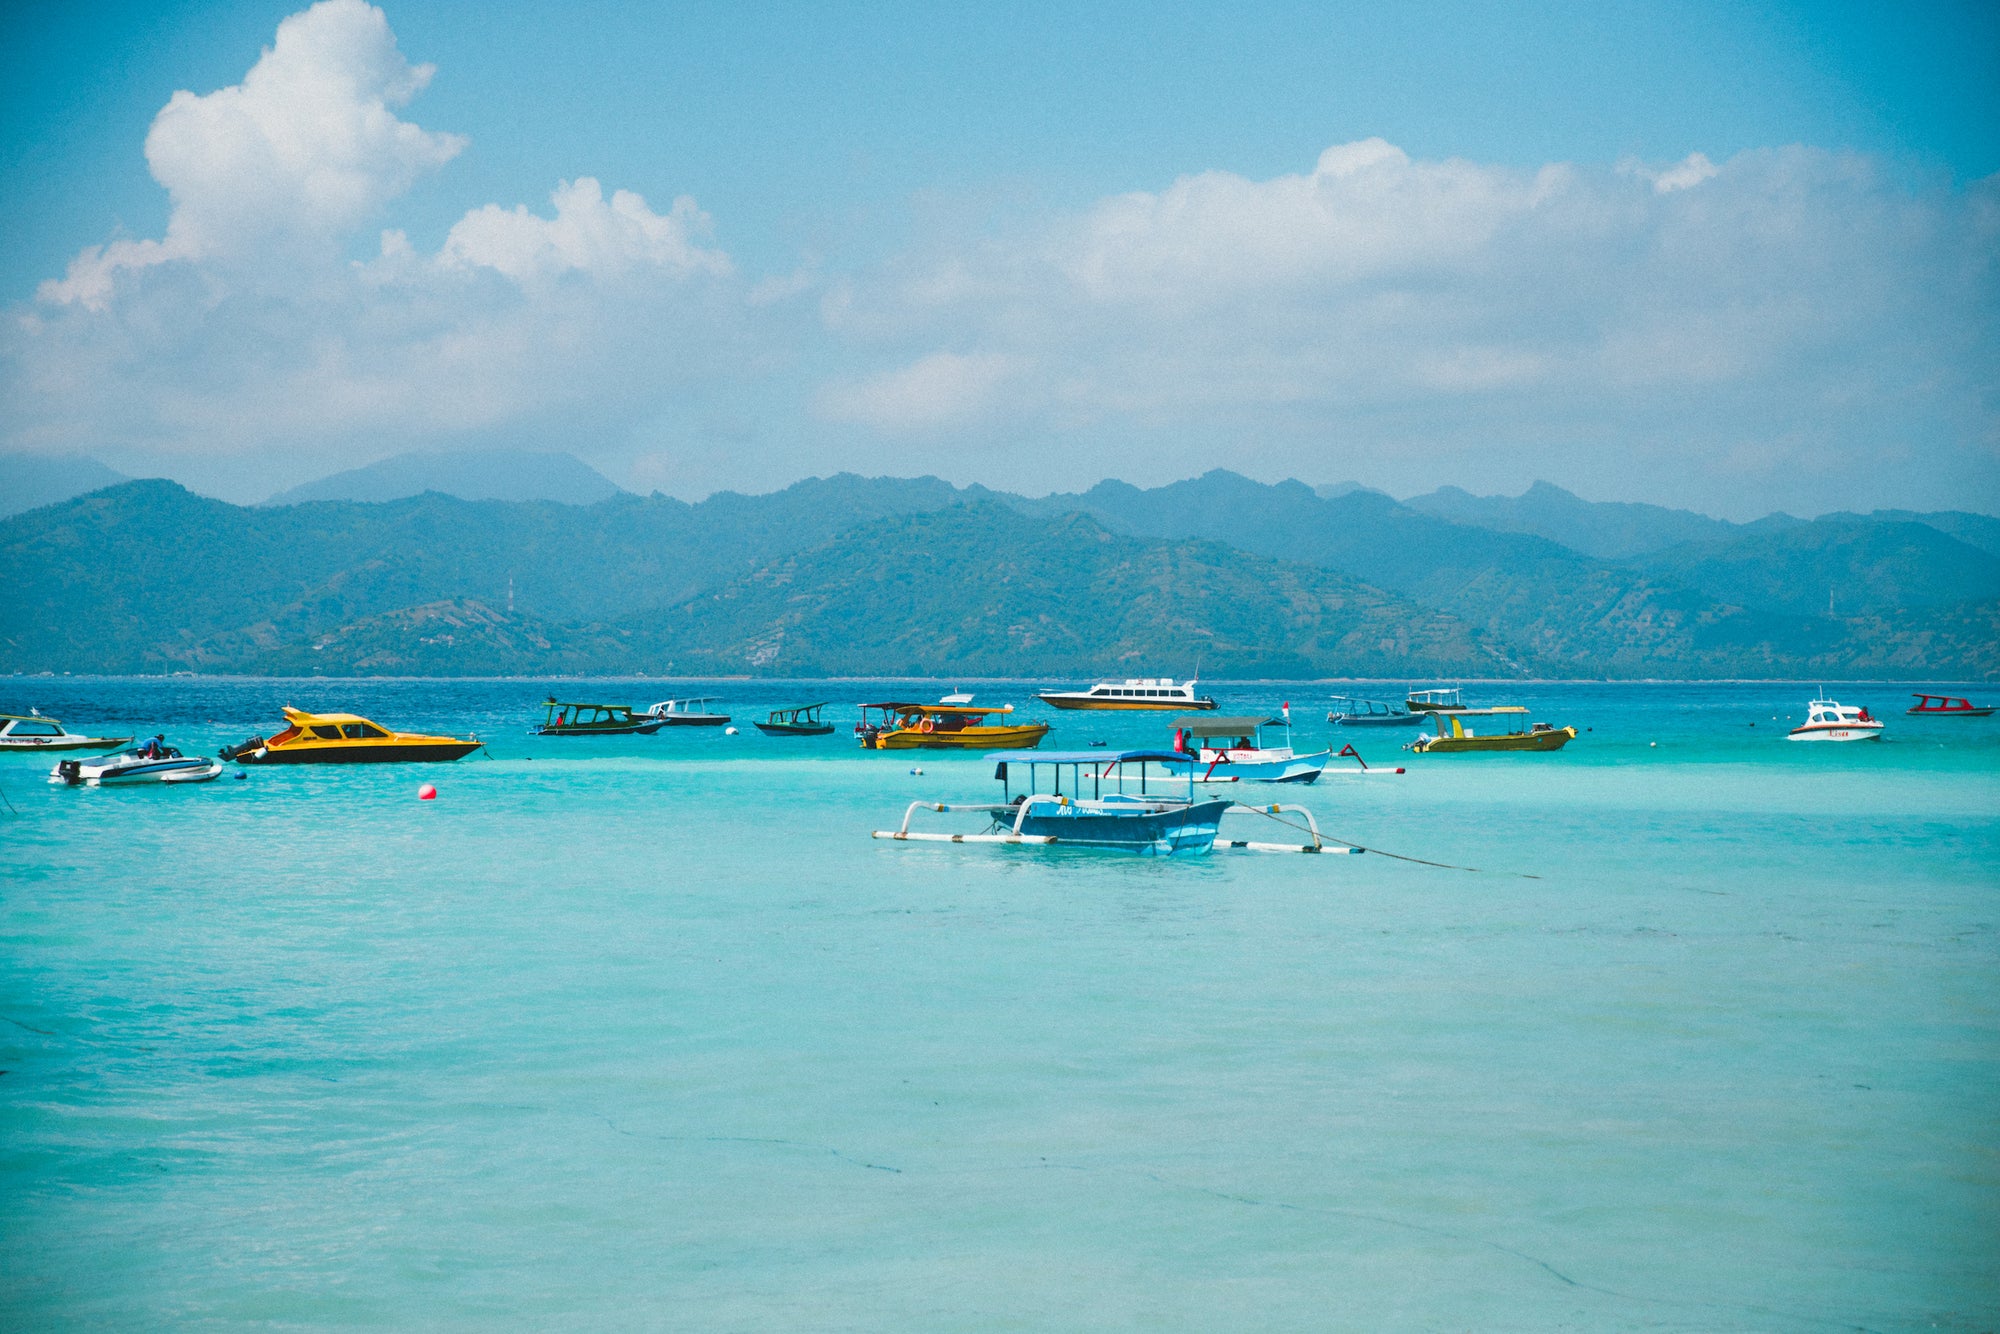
{"left": 218, "top": 735, "right": 264, "bottom": 761}
{"left": 54, "top": 760, "right": 82, "bottom": 786}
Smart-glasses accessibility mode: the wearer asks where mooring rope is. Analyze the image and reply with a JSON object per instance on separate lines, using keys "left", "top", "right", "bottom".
{"left": 0, "top": 781, "right": 17, "bottom": 817}
{"left": 1237, "top": 803, "right": 1539, "bottom": 878}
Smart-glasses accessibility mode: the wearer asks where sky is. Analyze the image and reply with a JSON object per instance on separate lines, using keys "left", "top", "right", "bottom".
{"left": 2, "top": 0, "right": 1996, "bottom": 517}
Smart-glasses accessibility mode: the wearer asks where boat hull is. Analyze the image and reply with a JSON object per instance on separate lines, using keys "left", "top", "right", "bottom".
{"left": 1037, "top": 694, "right": 1216, "bottom": 711}
{"left": 1412, "top": 727, "right": 1576, "bottom": 753}
{"left": 1161, "top": 751, "right": 1329, "bottom": 783}
{"left": 1329, "top": 713, "right": 1420, "bottom": 727}
{"left": 755, "top": 722, "right": 835, "bottom": 736}
{"left": 533, "top": 720, "right": 667, "bottom": 736}
{"left": 234, "top": 740, "right": 482, "bottom": 764}
{"left": 1014, "top": 797, "right": 1233, "bottom": 854}
{"left": 1906, "top": 707, "right": 1992, "bottom": 717}
{"left": 51, "top": 756, "right": 222, "bottom": 785}
{"left": 1, "top": 736, "right": 133, "bottom": 752}
{"left": 868, "top": 723, "right": 1051, "bottom": 750}
{"left": 1786, "top": 726, "right": 1883, "bottom": 742}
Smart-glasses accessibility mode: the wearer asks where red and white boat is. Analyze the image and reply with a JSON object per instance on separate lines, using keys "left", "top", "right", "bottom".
{"left": 1787, "top": 696, "right": 1884, "bottom": 742}
{"left": 1907, "top": 693, "right": 1993, "bottom": 718}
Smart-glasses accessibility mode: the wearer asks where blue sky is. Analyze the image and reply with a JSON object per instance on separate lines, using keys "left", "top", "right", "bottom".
{"left": 3, "top": 0, "right": 1996, "bottom": 515}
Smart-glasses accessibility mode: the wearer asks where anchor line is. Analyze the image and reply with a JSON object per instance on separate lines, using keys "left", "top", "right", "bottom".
{"left": 1236, "top": 804, "right": 1540, "bottom": 878}
{"left": 0, "top": 781, "right": 16, "bottom": 816}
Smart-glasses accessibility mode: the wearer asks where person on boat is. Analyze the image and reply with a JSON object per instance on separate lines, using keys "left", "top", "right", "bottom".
{"left": 140, "top": 734, "right": 165, "bottom": 759}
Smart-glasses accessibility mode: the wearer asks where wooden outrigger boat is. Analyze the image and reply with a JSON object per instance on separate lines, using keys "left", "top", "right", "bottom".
{"left": 534, "top": 699, "right": 667, "bottom": 737}
{"left": 1406, "top": 706, "right": 1576, "bottom": 753}
{"left": 855, "top": 702, "right": 1049, "bottom": 750}
{"left": 755, "top": 703, "right": 835, "bottom": 736}
{"left": 1405, "top": 687, "right": 1466, "bottom": 713}
{"left": 1907, "top": 693, "right": 1992, "bottom": 717}
{"left": 0, "top": 711, "right": 131, "bottom": 752}
{"left": 1162, "top": 714, "right": 1331, "bottom": 783}
{"left": 221, "top": 707, "right": 480, "bottom": 764}
{"left": 873, "top": 749, "right": 1351, "bottom": 856}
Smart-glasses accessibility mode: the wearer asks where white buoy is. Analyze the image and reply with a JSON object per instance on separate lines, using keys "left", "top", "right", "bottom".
{"left": 1649, "top": 742, "right": 1657, "bottom": 748}
{"left": 724, "top": 726, "right": 738, "bottom": 735}
{"left": 910, "top": 767, "right": 923, "bottom": 775}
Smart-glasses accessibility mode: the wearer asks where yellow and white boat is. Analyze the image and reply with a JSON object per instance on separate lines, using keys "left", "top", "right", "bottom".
{"left": 1035, "top": 677, "right": 1216, "bottom": 711}
{"left": 1406, "top": 707, "right": 1576, "bottom": 753}
{"left": 221, "top": 707, "right": 481, "bottom": 765}
{"left": 855, "top": 702, "right": 1050, "bottom": 750}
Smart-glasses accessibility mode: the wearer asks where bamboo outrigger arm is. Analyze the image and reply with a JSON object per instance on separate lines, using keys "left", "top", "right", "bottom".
{"left": 873, "top": 800, "right": 1062, "bottom": 844}
{"left": 1214, "top": 802, "right": 1359, "bottom": 853}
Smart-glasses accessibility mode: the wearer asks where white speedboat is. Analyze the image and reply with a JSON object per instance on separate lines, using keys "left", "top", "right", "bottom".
{"left": 643, "top": 698, "right": 730, "bottom": 727}
{"left": 0, "top": 710, "right": 132, "bottom": 752}
{"left": 51, "top": 740, "right": 223, "bottom": 785}
{"left": 1787, "top": 696, "right": 1884, "bottom": 742}
{"left": 1161, "top": 714, "right": 1330, "bottom": 784}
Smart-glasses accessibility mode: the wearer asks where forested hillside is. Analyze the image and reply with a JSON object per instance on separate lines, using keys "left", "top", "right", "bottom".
{"left": 2, "top": 472, "right": 1993, "bottom": 678}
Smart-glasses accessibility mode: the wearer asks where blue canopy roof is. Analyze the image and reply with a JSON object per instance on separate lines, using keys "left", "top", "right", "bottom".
{"left": 988, "top": 749, "right": 1186, "bottom": 765}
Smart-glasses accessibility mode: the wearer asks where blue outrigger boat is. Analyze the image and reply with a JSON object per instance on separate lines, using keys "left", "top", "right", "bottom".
{"left": 874, "top": 749, "right": 1349, "bottom": 856}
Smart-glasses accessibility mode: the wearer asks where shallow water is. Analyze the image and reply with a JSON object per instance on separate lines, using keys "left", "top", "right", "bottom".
{"left": 2, "top": 679, "right": 1996, "bottom": 1330}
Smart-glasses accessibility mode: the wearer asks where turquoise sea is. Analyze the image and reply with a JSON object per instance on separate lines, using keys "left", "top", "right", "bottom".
{"left": 2, "top": 679, "right": 1995, "bottom": 1331}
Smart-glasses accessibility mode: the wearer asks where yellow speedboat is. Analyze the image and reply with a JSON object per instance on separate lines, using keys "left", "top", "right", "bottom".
{"left": 855, "top": 702, "right": 1050, "bottom": 751}
{"left": 221, "top": 707, "right": 481, "bottom": 765}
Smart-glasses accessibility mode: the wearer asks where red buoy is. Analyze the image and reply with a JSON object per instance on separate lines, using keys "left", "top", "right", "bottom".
{"left": 418, "top": 783, "right": 437, "bottom": 801}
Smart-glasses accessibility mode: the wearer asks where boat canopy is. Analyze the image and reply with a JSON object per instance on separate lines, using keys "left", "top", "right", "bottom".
{"left": 282, "top": 706, "right": 377, "bottom": 726}
{"left": 990, "top": 749, "right": 1185, "bottom": 766}
{"left": 1431, "top": 706, "right": 1527, "bottom": 716}
{"left": 1172, "top": 715, "right": 1279, "bottom": 736}
{"left": 990, "top": 749, "right": 1193, "bottom": 798}
{"left": 862, "top": 701, "right": 1013, "bottom": 716}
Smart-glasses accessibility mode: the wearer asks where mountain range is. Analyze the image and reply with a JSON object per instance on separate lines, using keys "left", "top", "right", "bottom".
{"left": 2, "top": 468, "right": 1994, "bottom": 679}
{"left": 261, "top": 450, "right": 626, "bottom": 506}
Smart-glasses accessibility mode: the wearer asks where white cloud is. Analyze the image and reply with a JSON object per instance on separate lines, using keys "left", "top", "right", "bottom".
{"left": 1625, "top": 151, "right": 1720, "bottom": 194}
{"left": 6, "top": 0, "right": 1994, "bottom": 522}
{"left": 811, "top": 140, "right": 1999, "bottom": 511}
{"left": 8, "top": 0, "right": 743, "bottom": 495}
{"left": 40, "top": 0, "right": 463, "bottom": 308}
{"left": 438, "top": 178, "right": 731, "bottom": 283}
{"left": 816, "top": 351, "right": 1021, "bottom": 432}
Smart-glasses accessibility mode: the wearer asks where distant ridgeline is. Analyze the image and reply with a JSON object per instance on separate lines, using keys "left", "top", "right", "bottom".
{"left": 2, "top": 471, "right": 1996, "bottom": 678}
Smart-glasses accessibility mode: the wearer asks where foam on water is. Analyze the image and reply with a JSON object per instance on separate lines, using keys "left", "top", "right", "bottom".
{"left": 2, "top": 680, "right": 1995, "bottom": 1330}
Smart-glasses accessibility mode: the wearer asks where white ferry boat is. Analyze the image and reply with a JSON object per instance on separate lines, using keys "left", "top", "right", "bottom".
{"left": 1035, "top": 677, "right": 1217, "bottom": 711}
{"left": 1787, "top": 696, "right": 1884, "bottom": 742}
